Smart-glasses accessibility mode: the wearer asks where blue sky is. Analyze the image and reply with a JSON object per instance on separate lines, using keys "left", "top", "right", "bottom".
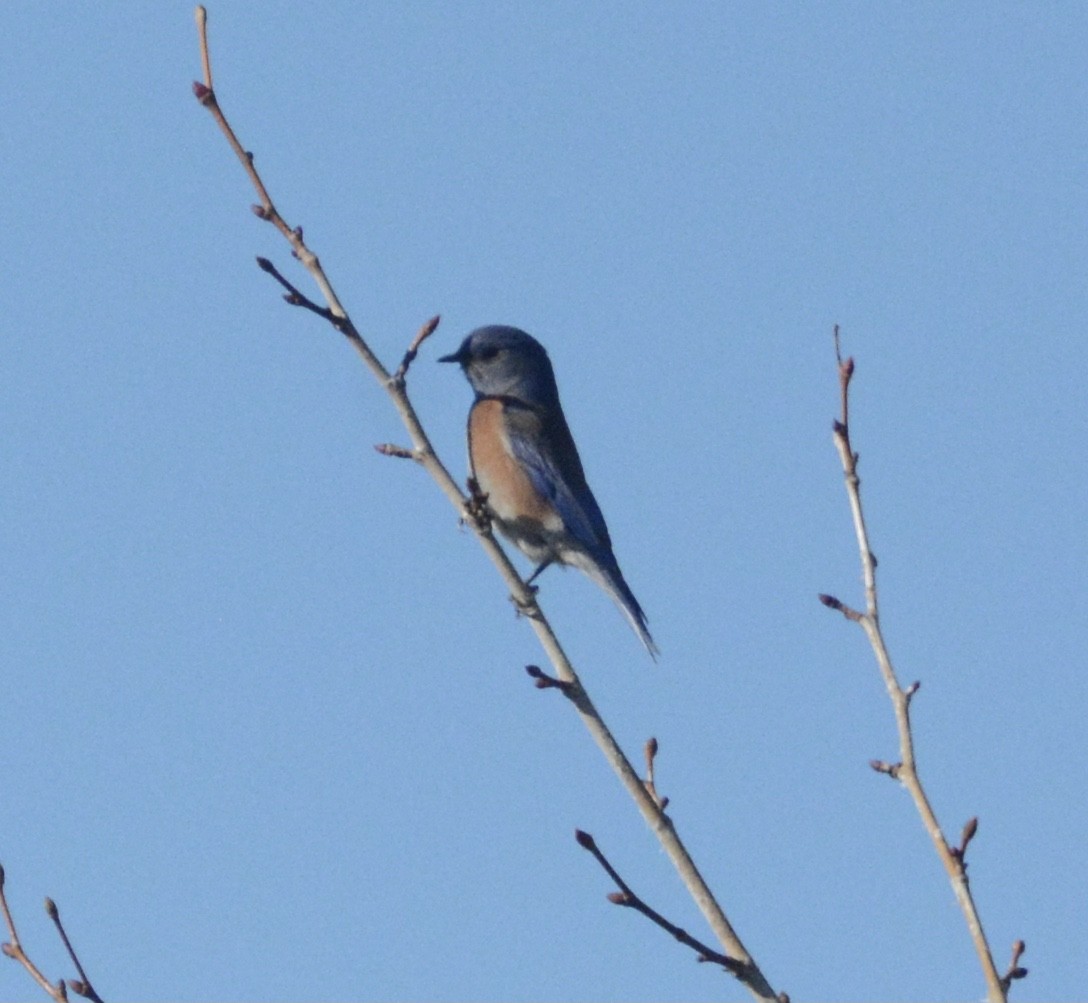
{"left": 3, "top": 4, "right": 1086, "bottom": 1000}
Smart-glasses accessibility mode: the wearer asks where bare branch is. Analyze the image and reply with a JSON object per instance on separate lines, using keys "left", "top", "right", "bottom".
{"left": 1000, "top": 940, "right": 1028, "bottom": 993}
{"left": 822, "top": 331, "right": 1014, "bottom": 1003}
{"left": 868, "top": 759, "right": 902, "bottom": 780}
{"left": 192, "top": 9, "right": 778, "bottom": 999}
{"left": 817, "top": 593, "right": 863, "bottom": 622}
{"left": 255, "top": 257, "right": 345, "bottom": 328}
{"left": 373, "top": 443, "right": 421, "bottom": 461}
{"left": 525, "top": 664, "right": 574, "bottom": 696}
{"left": 45, "top": 899, "right": 103, "bottom": 1003}
{"left": 393, "top": 315, "right": 442, "bottom": 385}
{"left": 0, "top": 867, "right": 101, "bottom": 1003}
{"left": 574, "top": 831, "right": 745, "bottom": 978}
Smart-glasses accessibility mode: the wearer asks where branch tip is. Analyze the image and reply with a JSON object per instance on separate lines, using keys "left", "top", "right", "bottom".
{"left": 869, "top": 759, "right": 901, "bottom": 779}
{"left": 819, "top": 593, "right": 863, "bottom": 621}
{"left": 1001, "top": 939, "right": 1029, "bottom": 990}
{"left": 393, "top": 315, "right": 444, "bottom": 383}
{"left": 607, "top": 891, "right": 630, "bottom": 906}
{"left": 642, "top": 736, "right": 669, "bottom": 810}
{"left": 524, "top": 664, "right": 571, "bottom": 692}
{"left": 44, "top": 898, "right": 58, "bottom": 921}
{"left": 373, "top": 443, "right": 417, "bottom": 460}
{"left": 959, "top": 816, "right": 979, "bottom": 854}
{"left": 574, "top": 829, "right": 596, "bottom": 851}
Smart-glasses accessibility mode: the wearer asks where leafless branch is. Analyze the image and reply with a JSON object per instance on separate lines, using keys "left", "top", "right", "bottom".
{"left": 525, "top": 663, "right": 575, "bottom": 695}
{"left": 574, "top": 831, "right": 747, "bottom": 978}
{"left": 822, "top": 327, "right": 1021, "bottom": 1003}
{"left": 192, "top": 7, "right": 777, "bottom": 999}
{"left": 393, "top": 315, "right": 442, "bottom": 385}
{"left": 1000, "top": 939, "right": 1029, "bottom": 993}
{"left": 0, "top": 866, "right": 103, "bottom": 1003}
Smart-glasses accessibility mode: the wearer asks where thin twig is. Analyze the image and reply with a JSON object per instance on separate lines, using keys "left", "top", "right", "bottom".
{"left": 373, "top": 443, "right": 421, "bottom": 461}
{"left": 45, "top": 899, "right": 103, "bottom": 1003}
{"left": 255, "top": 257, "right": 345, "bottom": 327}
{"left": 392, "top": 315, "right": 442, "bottom": 385}
{"left": 0, "top": 867, "right": 100, "bottom": 1003}
{"left": 817, "top": 593, "right": 863, "bottom": 622}
{"left": 525, "top": 664, "right": 574, "bottom": 695}
{"left": 192, "top": 9, "right": 778, "bottom": 1000}
{"left": 574, "top": 831, "right": 745, "bottom": 977}
{"left": 1000, "top": 940, "right": 1028, "bottom": 993}
{"left": 0, "top": 865, "right": 62, "bottom": 1001}
{"left": 642, "top": 738, "right": 669, "bottom": 811}
{"left": 823, "top": 330, "right": 1016, "bottom": 1003}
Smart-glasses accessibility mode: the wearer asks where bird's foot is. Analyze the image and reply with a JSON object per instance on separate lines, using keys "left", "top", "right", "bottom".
{"left": 463, "top": 477, "right": 492, "bottom": 531}
{"left": 509, "top": 589, "right": 540, "bottom": 619}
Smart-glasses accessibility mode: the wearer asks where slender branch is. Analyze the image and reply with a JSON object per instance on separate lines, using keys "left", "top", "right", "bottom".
{"left": 192, "top": 8, "right": 777, "bottom": 999}
{"left": 574, "top": 831, "right": 747, "bottom": 978}
{"left": 525, "top": 664, "right": 574, "bottom": 695}
{"left": 0, "top": 865, "right": 62, "bottom": 1001}
{"left": 823, "top": 329, "right": 1017, "bottom": 1003}
{"left": 1000, "top": 940, "right": 1029, "bottom": 993}
{"left": 0, "top": 866, "right": 101, "bottom": 1003}
{"left": 255, "top": 257, "right": 345, "bottom": 328}
{"left": 393, "top": 314, "right": 442, "bottom": 385}
{"left": 46, "top": 899, "right": 103, "bottom": 1003}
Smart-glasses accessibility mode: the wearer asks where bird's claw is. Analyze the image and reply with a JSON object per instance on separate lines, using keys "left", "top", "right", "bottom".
{"left": 509, "top": 590, "right": 539, "bottom": 618}
{"left": 464, "top": 476, "right": 492, "bottom": 531}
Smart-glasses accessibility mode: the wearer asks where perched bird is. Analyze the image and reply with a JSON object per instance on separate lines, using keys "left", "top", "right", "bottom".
{"left": 440, "top": 325, "right": 657, "bottom": 658}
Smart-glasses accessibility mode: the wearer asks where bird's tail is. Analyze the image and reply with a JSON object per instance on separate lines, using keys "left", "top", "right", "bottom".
{"left": 580, "top": 554, "right": 659, "bottom": 660}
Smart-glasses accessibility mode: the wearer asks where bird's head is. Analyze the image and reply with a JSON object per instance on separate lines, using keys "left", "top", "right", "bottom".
{"left": 439, "top": 325, "right": 559, "bottom": 405}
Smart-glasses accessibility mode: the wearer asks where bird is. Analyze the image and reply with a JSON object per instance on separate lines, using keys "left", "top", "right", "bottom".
{"left": 440, "top": 325, "right": 658, "bottom": 659}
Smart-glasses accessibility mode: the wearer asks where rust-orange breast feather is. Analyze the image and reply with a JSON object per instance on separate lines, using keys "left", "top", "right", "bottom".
{"left": 468, "top": 397, "right": 560, "bottom": 531}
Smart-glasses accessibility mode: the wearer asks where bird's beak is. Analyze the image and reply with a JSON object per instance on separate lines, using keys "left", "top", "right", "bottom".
{"left": 438, "top": 349, "right": 465, "bottom": 365}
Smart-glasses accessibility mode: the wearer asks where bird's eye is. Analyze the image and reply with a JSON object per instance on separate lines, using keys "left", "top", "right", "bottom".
{"left": 477, "top": 345, "right": 500, "bottom": 361}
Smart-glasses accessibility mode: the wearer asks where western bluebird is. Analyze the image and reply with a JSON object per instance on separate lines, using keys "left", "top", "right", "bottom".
{"left": 440, "top": 325, "right": 658, "bottom": 659}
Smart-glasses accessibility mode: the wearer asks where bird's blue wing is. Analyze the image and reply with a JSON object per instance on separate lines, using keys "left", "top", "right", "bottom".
{"left": 502, "top": 400, "right": 612, "bottom": 555}
{"left": 503, "top": 398, "right": 658, "bottom": 658}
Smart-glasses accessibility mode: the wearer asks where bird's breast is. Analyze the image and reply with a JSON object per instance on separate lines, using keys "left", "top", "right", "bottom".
{"left": 468, "top": 398, "right": 561, "bottom": 533}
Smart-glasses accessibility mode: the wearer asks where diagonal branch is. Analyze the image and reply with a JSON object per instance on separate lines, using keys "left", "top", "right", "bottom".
{"left": 822, "top": 327, "right": 1020, "bottom": 1003}
{"left": 45, "top": 899, "right": 103, "bottom": 1003}
{"left": 574, "top": 831, "right": 750, "bottom": 980}
{"left": 0, "top": 865, "right": 62, "bottom": 1001}
{"left": 192, "top": 7, "right": 777, "bottom": 1000}
{"left": 0, "top": 866, "right": 103, "bottom": 1003}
